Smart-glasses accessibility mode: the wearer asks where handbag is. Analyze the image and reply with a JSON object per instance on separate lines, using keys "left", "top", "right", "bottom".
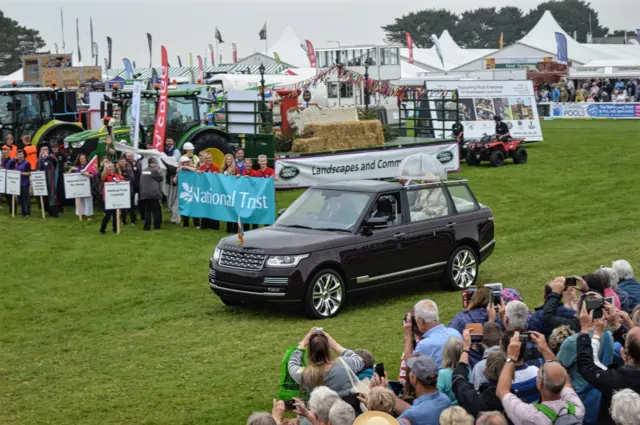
{"left": 337, "top": 357, "right": 370, "bottom": 412}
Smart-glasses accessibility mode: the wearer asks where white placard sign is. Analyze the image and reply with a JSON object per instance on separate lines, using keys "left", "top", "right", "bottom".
{"left": 5, "top": 170, "right": 21, "bottom": 195}
{"left": 104, "top": 182, "right": 131, "bottom": 210}
{"left": 63, "top": 173, "right": 92, "bottom": 198}
{"left": 30, "top": 171, "right": 48, "bottom": 197}
{"left": 275, "top": 142, "right": 459, "bottom": 189}
{"left": 425, "top": 80, "right": 544, "bottom": 142}
{"left": 0, "top": 169, "right": 6, "bottom": 194}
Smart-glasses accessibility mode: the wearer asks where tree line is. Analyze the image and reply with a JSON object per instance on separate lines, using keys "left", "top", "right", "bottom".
{"left": 382, "top": 0, "right": 633, "bottom": 49}
{"left": 0, "top": 10, "right": 46, "bottom": 76}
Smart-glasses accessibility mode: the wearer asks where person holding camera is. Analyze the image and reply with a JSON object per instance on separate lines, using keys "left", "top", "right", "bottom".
{"left": 404, "top": 300, "right": 461, "bottom": 369}
{"left": 287, "top": 328, "right": 364, "bottom": 397}
{"left": 497, "top": 331, "right": 585, "bottom": 425}
{"left": 544, "top": 276, "right": 590, "bottom": 333}
{"left": 470, "top": 322, "right": 503, "bottom": 390}
{"left": 528, "top": 284, "right": 577, "bottom": 338}
{"left": 370, "top": 354, "right": 451, "bottom": 425}
{"left": 577, "top": 305, "right": 640, "bottom": 425}
{"left": 452, "top": 329, "right": 506, "bottom": 418}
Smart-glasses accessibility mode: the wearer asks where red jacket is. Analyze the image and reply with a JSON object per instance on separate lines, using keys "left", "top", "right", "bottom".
{"left": 243, "top": 168, "right": 260, "bottom": 177}
{"left": 256, "top": 166, "right": 275, "bottom": 178}
{"left": 102, "top": 172, "right": 124, "bottom": 199}
{"left": 199, "top": 163, "right": 220, "bottom": 173}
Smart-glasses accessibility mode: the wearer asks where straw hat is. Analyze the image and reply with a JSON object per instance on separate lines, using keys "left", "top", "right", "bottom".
{"left": 353, "top": 411, "right": 398, "bottom": 425}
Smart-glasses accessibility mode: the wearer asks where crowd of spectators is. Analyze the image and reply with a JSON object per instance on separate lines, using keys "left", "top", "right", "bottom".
{"left": 248, "top": 260, "right": 640, "bottom": 425}
{"left": 0, "top": 134, "right": 276, "bottom": 232}
{"left": 536, "top": 77, "right": 640, "bottom": 103}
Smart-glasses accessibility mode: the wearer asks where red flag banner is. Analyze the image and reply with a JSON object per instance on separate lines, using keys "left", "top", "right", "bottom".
{"left": 406, "top": 32, "right": 414, "bottom": 64}
{"left": 153, "top": 46, "right": 169, "bottom": 152}
{"left": 197, "top": 55, "right": 204, "bottom": 82}
{"left": 232, "top": 43, "right": 238, "bottom": 64}
{"left": 305, "top": 40, "right": 317, "bottom": 67}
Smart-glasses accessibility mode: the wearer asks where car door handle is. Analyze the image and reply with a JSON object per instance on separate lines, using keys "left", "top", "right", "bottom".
{"left": 446, "top": 222, "right": 456, "bottom": 228}
{"left": 392, "top": 233, "right": 406, "bottom": 239}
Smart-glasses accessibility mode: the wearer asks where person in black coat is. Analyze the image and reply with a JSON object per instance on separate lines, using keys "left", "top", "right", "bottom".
{"left": 452, "top": 329, "right": 506, "bottom": 419}
{"left": 577, "top": 305, "right": 640, "bottom": 425}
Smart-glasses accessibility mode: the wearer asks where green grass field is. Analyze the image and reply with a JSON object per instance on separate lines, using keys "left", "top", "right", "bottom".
{"left": 2, "top": 120, "right": 640, "bottom": 425}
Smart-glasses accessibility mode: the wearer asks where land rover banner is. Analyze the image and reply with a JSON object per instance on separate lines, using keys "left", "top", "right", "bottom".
{"left": 275, "top": 142, "right": 459, "bottom": 189}
{"left": 425, "top": 80, "right": 543, "bottom": 142}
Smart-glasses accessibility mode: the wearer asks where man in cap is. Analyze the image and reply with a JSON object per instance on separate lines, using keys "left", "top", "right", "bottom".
{"left": 373, "top": 354, "right": 451, "bottom": 425}
{"left": 180, "top": 142, "right": 199, "bottom": 168}
{"left": 139, "top": 157, "right": 163, "bottom": 231}
{"left": 493, "top": 115, "right": 511, "bottom": 142}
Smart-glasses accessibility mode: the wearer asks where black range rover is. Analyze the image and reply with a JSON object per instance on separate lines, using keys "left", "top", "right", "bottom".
{"left": 210, "top": 179, "right": 495, "bottom": 318}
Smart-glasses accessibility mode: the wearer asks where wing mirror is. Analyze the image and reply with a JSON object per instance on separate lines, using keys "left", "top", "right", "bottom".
{"left": 363, "top": 217, "right": 388, "bottom": 234}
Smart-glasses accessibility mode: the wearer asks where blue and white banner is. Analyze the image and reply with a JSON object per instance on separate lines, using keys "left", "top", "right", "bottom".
{"left": 178, "top": 172, "right": 276, "bottom": 224}
{"left": 555, "top": 32, "right": 568, "bottom": 65}
{"left": 129, "top": 82, "right": 143, "bottom": 149}
{"left": 123, "top": 58, "right": 134, "bottom": 79}
{"left": 552, "top": 102, "right": 640, "bottom": 119}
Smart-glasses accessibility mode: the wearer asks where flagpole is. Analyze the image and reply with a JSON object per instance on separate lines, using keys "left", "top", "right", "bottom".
{"left": 216, "top": 38, "right": 219, "bottom": 66}
{"left": 265, "top": 22, "right": 268, "bottom": 56}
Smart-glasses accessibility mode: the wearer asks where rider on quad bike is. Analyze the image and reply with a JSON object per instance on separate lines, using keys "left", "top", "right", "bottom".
{"left": 493, "top": 115, "right": 511, "bottom": 142}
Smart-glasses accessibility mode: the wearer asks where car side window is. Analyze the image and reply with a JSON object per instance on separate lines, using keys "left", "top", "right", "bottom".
{"left": 448, "top": 185, "right": 478, "bottom": 214}
{"left": 368, "top": 193, "right": 402, "bottom": 227}
{"left": 408, "top": 187, "right": 449, "bottom": 222}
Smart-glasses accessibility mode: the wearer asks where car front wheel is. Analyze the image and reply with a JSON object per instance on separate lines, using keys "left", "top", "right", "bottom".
{"left": 305, "top": 270, "right": 345, "bottom": 319}
{"left": 443, "top": 246, "right": 478, "bottom": 290}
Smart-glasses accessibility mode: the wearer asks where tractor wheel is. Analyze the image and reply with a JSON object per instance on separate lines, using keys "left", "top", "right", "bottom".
{"left": 513, "top": 148, "right": 528, "bottom": 164}
{"left": 465, "top": 151, "right": 480, "bottom": 166}
{"left": 490, "top": 150, "right": 505, "bottom": 167}
{"left": 190, "top": 132, "right": 234, "bottom": 169}
{"left": 41, "top": 126, "right": 83, "bottom": 154}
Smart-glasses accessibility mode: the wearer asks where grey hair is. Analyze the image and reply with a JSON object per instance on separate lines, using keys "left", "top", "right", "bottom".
{"left": 441, "top": 337, "right": 463, "bottom": 369}
{"left": 246, "top": 412, "right": 277, "bottom": 425}
{"left": 413, "top": 299, "right": 439, "bottom": 323}
{"left": 328, "top": 400, "right": 355, "bottom": 425}
{"left": 613, "top": 260, "right": 635, "bottom": 281}
{"left": 505, "top": 300, "right": 529, "bottom": 330}
{"left": 596, "top": 267, "right": 620, "bottom": 290}
{"left": 308, "top": 386, "right": 340, "bottom": 421}
{"left": 258, "top": 154, "right": 268, "bottom": 161}
{"left": 539, "top": 363, "right": 566, "bottom": 394}
{"left": 611, "top": 389, "right": 640, "bottom": 425}
{"left": 476, "top": 411, "right": 508, "bottom": 425}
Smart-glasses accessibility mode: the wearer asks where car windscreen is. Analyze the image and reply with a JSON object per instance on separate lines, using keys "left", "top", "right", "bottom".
{"left": 276, "top": 188, "right": 372, "bottom": 232}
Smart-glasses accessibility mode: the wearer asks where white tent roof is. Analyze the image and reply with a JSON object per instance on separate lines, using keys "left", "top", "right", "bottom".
{"left": 580, "top": 58, "right": 640, "bottom": 68}
{"left": 585, "top": 44, "right": 640, "bottom": 59}
{"left": 518, "top": 10, "right": 612, "bottom": 64}
{"left": 0, "top": 68, "right": 24, "bottom": 82}
{"left": 262, "top": 26, "right": 310, "bottom": 68}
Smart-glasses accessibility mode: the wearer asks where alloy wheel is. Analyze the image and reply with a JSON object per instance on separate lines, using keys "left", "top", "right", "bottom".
{"left": 311, "top": 273, "right": 343, "bottom": 317}
{"left": 452, "top": 249, "right": 477, "bottom": 288}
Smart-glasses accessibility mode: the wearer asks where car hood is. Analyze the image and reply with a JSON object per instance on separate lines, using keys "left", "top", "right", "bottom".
{"left": 218, "top": 226, "right": 349, "bottom": 255}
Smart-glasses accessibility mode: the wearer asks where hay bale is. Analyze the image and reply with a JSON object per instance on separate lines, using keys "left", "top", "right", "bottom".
{"left": 292, "top": 137, "right": 324, "bottom": 153}
{"left": 292, "top": 121, "right": 384, "bottom": 153}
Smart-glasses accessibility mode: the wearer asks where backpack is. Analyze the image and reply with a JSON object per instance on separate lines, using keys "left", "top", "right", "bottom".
{"left": 534, "top": 402, "right": 582, "bottom": 425}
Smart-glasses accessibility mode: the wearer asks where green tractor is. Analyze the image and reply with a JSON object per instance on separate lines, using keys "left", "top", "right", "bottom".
{"left": 0, "top": 87, "right": 83, "bottom": 147}
{"left": 65, "top": 86, "right": 235, "bottom": 166}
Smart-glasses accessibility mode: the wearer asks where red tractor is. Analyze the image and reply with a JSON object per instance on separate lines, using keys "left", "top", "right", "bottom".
{"left": 464, "top": 134, "right": 528, "bottom": 167}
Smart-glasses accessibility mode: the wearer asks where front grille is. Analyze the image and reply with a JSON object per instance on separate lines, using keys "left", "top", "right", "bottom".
{"left": 219, "top": 250, "right": 267, "bottom": 271}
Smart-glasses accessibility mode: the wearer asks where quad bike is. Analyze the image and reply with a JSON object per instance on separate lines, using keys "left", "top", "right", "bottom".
{"left": 464, "top": 134, "right": 528, "bottom": 167}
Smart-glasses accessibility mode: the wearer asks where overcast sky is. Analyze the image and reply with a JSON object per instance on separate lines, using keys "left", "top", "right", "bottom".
{"left": 3, "top": 0, "right": 639, "bottom": 67}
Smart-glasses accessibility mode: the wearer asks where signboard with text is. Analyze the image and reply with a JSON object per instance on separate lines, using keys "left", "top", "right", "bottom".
{"left": 552, "top": 103, "right": 640, "bottom": 119}
{"left": 104, "top": 182, "right": 131, "bottom": 210}
{"left": 30, "top": 171, "right": 49, "bottom": 197}
{"left": 63, "top": 174, "right": 92, "bottom": 198}
{"left": 0, "top": 170, "right": 6, "bottom": 193}
{"left": 5, "top": 170, "right": 21, "bottom": 196}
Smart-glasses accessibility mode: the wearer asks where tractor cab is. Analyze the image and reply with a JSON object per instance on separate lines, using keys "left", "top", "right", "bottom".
{"left": 0, "top": 87, "right": 81, "bottom": 147}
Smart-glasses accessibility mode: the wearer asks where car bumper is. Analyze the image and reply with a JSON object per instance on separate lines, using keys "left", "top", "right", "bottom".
{"left": 479, "top": 239, "right": 495, "bottom": 262}
{"left": 209, "top": 260, "right": 306, "bottom": 303}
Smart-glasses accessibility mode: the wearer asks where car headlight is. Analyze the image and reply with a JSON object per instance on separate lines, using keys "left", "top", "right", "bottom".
{"left": 266, "top": 254, "right": 309, "bottom": 268}
{"left": 70, "top": 141, "right": 85, "bottom": 148}
{"left": 212, "top": 246, "right": 221, "bottom": 262}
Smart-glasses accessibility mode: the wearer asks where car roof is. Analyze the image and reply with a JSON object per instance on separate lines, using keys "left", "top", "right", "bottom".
{"left": 312, "top": 180, "right": 403, "bottom": 193}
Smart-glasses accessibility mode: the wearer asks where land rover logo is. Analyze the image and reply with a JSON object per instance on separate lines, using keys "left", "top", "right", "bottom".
{"left": 437, "top": 151, "right": 453, "bottom": 164}
{"left": 279, "top": 166, "right": 300, "bottom": 180}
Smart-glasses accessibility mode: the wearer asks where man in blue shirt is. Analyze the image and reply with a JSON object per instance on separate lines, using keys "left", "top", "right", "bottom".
{"left": 397, "top": 355, "right": 452, "bottom": 425}
{"left": 404, "top": 299, "right": 462, "bottom": 368}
